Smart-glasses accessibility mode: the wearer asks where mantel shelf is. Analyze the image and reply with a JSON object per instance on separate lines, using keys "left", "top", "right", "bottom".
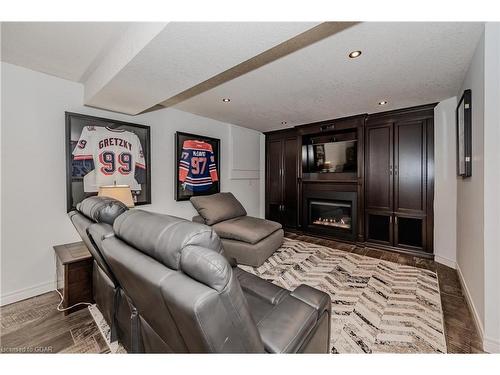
{"left": 301, "top": 179, "right": 360, "bottom": 184}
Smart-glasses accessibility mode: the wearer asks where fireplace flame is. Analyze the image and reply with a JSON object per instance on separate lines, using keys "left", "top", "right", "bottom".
{"left": 312, "top": 216, "right": 351, "bottom": 229}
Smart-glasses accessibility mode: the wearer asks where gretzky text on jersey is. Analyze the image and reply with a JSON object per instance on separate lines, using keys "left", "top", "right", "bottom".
{"left": 72, "top": 126, "right": 146, "bottom": 192}
{"left": 178, "top": 140, "right": 218, "bottom": 192}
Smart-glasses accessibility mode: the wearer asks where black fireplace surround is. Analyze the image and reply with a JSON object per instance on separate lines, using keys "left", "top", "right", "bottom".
{"left": 303, "top": 190, "right": 357, "bottom": 241}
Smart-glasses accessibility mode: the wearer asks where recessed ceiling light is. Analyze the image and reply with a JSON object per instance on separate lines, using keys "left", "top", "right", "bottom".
{"left": 348, "top": 50, "right": 362, "bottom": 59}
{"left": 222, "top": 98, "right": 231, "bottom": 102}
{"left": 281, "top": 121, "right": 287, "bottom": 125}
{"left": 378, "top": 100, "right": 388, "bottom": 106}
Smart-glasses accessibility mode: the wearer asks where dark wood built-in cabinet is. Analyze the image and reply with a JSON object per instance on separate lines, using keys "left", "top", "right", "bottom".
{"left": 297, "top": 114, "right": 366, "bottom": 242}
{"left": 265, "top": 130, "right": 299, "bottom": 228}
{"left": 265, "top": 104, "right": 436, "bottom": 258}
{"left": 364, "top": 106, "right": 434, "bottom": 254}
{"left": 365, "top": 123, "right": 393, "bottom": 212}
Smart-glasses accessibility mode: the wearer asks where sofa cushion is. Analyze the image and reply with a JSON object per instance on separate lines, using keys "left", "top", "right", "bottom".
{"left": 77, "top": 196, "right": 128, "bottom": 225}
{"left": 212, "top": 216, "right": 282, "bottom": 245}
{"left": 221, "top": 230, "right": 283, "bottom": 267}
{"left": 113, "top": 209, "right": 223, "bottom": 270}
{"left": 190, "top": 192, "right": 247, "bottom": 226}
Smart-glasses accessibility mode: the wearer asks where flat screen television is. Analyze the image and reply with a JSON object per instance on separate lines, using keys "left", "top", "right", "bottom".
{"left": 302, "top": 139, "right": 357, "bottom": 173}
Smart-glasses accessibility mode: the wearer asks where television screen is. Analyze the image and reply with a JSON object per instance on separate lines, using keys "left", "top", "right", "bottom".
{"left": 303, "top": 140, "right": 357, "bottom": 173}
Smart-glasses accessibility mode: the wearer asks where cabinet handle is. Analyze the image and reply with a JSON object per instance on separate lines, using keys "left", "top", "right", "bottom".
{"left": 394, "top": 166, "right": 398, "bottom": 176}
{"left": 390, "top": 216, "right": 393, "bottom": 224}
{"left": 389, "top": 165, "right": 393, "bottom": 175}
{"left": 395, "top": 216, "right": 398, "bottom": 225}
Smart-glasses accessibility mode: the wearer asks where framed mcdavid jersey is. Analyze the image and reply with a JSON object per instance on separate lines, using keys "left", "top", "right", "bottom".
{"left": 65, "top": 112, "right": 151, "bottom": 211}
{"left": 175, "top": 132, "right": 220, "bottom": 201}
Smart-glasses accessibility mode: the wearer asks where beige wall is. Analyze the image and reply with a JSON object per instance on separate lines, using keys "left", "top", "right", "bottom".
{"left": 456, "top": 23, "right": 500, "bottom": 352}
{"left": 1, "top": 62, "right": 263, "bottom": 305}
{"left": 456, "top": 29, "right": 485, "bottom": 332}
{"left": 433, "top": 97, "right": 458, "bottom": 268}
{"left": 483, "top": 22, "right": 500, "bottom": 353}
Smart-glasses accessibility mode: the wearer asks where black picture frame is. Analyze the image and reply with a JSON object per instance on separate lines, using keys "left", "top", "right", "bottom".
{"left": 175, "top": 132, "right": 220, "bottom": 201}
{"left": 456, "top": 89, "right": 472, "bottom": 178}
{"left": 65, "top": 112, "right": 151, "bottom": 212}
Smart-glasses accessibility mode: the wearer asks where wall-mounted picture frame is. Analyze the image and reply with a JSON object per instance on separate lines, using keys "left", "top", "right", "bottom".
{"left": 65, "top": 112, "right": 151, "bottom": 212}
{"left": 456, "top": 89, "right": 472, "bottom": 178}
{"left": 175, "top": 132, "right": 220, "bottom": 201}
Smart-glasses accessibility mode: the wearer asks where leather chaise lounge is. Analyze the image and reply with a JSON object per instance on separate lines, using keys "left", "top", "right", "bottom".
{"left": 191, "top": 192, "right": 284, "bottom": 267}
{"left": 69, "top": 196, "right": 331, "bottom": 353}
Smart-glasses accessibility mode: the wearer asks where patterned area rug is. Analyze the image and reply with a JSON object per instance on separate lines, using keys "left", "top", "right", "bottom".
{"left": 88, "top": 305, "right": 126, "bottom": 353}
{"left": 89, "top": 238, "right": 447, "bottom": 353}
{"left": 239, "top": 238, "right": 447, "bottom": 353}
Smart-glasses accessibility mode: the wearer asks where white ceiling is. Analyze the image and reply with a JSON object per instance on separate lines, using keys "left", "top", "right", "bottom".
{"left": 1, "top": 22, "right": 484, "bottom": 132}
{"left": 84, "top": 22, "right": 320, "bottom": 114}
{"left": 1, "top": 22, "right": 320, "bottom": 115}
{"left": 174, "top": 22, "right": 484, "bottom": 132}
{"left": 1, "top": 22, "right": 132, "bottom": 82}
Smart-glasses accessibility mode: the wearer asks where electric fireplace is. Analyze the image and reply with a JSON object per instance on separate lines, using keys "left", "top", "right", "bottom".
{"left": 303, "top": 190, "right": 357, "bottom": 241}
{"left": 310, "top": 200, "right": 352, "bottom": 230}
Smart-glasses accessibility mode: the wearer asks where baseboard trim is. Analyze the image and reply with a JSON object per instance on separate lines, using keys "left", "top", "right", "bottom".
{"left": 483, "top": 336, "right": 500, "bottom": 353}
{"left": 456, "top": 263, "right": 486, "bottom": 350}
{"left": 0, "top": 280, "right": 56, "bottom": 306}
{"left": 434, "top": 255, "right": 457, "bottom": 269}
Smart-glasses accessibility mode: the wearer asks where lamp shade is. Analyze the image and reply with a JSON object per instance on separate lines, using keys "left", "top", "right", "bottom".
{"left": 98, "top": 185, "right": 135, "bottom": 207}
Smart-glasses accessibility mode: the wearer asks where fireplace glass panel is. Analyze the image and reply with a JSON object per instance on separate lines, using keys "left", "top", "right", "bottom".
{"left": 309, "top": 200, "right": 352, "bottom": 231}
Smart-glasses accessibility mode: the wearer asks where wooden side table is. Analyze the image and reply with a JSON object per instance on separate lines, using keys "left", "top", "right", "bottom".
{"left": 54, "top": 241, "right": 94, "bottom": 315}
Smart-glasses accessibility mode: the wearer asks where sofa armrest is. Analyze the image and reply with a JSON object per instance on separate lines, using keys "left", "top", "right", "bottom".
{"left": 256, "top": 294, "right": 319, "bottom": 353}
{"left": 234, "top": 268, "right": 288, "bottom": 305}
{"left": 290, "top": 284, "right": 331, "bottom": 318}
{"left": 192, "top": 215, "right": 205, "bottom": 224}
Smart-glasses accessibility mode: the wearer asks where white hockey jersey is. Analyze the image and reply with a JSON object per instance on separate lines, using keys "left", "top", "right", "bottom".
{"left": 72, "top": 126, "right": 146, "bottom": 192}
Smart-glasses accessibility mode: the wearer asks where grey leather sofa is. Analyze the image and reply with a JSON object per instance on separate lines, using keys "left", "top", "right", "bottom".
{"left": 70, "top": 196, "right": 331, "bottom": 353}
{"left": 191, "top": 192, "right": 284, "bottom": 267}
{"left": 68, "top": 196, "right": 133, "bottom": 349}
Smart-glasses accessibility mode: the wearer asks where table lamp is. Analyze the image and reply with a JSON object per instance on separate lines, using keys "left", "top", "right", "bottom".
{"left": 97, "top": 184, "right": 135, "bottom": 208}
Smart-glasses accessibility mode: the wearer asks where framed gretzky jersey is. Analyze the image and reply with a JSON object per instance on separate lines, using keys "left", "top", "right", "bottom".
{"left": 175, "top": 132, "right": 220, "bottom": 201}
{"left": 65, "top": 112, "right": 151, "bottom": 211}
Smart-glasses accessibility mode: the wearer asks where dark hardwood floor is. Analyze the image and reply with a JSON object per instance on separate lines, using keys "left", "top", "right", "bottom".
{"left": 0, "top": 233, "right": 484, "bottom": 354}
{"left": 0, "top": 292, "right": 107, "bottom": 353}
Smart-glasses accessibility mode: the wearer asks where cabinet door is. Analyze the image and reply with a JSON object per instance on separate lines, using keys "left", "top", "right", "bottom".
{"left": 282, "top": 136, "right": 298, "bottom": 227}
{"left": 365, "top": 211, "right": 393, "bottom": 245}
{"left": 266, "top": 139, "right": 283, "bottom": 223}
{"left": 394, "top": 214, "right": 426, "bottom": 252}
{"left": 394, "top": 120, "right": 426, "bottom": 214}
{"left": 365, "top": 123, "right": 393, "bottom": 211}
